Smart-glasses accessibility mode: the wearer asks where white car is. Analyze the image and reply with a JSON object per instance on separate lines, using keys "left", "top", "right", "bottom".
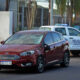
{"left": 40, "top": 25, "right": 80, "bottom": 56}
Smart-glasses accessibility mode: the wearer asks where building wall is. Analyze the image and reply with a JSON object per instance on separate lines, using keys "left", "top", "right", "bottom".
{"left": 9, "top": 0, "right": 18, "bottom": 32}
{"left": 0, "top": 0, "right": 18, "bottom": 32}
{"left": 0, "top": 11, "right": 13, "bottom": 41}
{"left": 0, "top": 0, "right": 6, "bottom": 11}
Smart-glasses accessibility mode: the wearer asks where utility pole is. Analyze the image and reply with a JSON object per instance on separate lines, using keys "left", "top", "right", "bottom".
{"left": 6, "top": 0, "right": 10, "bottom": 11}
{"left": 41, "top": 8, "right": 44, "bottom": 26}
{"left": 22, "top": 5, "right": 24, "bottom": 30}
{"left": 49, "top": 0, "right": 53, "bottom": 25}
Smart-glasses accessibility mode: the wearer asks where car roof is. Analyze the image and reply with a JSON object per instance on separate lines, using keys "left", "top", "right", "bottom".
{"left": 41, "top": 25, "right": 74, "bottom": 29}
{"left": 41, "top": 25, "right": 55, "bottom": 28}
{"left": 16, "top": 30, "right": 55, "bottom": 34}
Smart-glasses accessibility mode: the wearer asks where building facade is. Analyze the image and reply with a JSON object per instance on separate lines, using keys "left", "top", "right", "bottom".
{"left": 0, "top": 0, "right": 18, "bottom": 32}
{"left": 0, "top": 0, "right": 6, "bottom": 10}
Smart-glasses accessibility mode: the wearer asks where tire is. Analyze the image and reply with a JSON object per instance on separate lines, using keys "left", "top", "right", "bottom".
{"left": 36, "top": 56, "right": 44, "bottom": 73}
{"left": 60, "top": 52, "right": 70, "bottom": 67}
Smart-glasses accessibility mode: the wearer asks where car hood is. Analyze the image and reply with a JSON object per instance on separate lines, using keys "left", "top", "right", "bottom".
{"left": 0, "top": 44, "right": 40, "bottom": 53}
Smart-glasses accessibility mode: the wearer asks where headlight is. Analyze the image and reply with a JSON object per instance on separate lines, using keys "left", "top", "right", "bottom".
{"left": 20, "top": 51, "right": 35, "bottom": 56}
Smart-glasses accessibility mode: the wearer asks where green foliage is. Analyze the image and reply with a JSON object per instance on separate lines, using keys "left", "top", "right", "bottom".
{"left": 56, "top": 0, "right": 80, "bottom": 16}
{"left": 55, "top": 0, "right": 66, "bottom": 17}
{"left": 73, "top": 0, "right": 80, "bottom": 15}
{"left": 55, "top": 0, "right": 80, "bottom": 25}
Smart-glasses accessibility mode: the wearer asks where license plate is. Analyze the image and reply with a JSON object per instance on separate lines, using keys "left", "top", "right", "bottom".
{"left": 0, "top": 61, "right": 12, "bottom": 65}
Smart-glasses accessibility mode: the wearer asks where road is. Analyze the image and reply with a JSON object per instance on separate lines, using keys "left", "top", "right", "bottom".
{"left": 0, "top": 57, "right": 80, "bottom": 80}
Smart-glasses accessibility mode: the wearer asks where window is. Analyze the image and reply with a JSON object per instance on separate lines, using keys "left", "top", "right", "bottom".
{"left": 68, "top": 28, "right": 80, "bottom": 36}
{"left": 44, "top": 33, "right": 53, "bottom": 45}
{"left": 55, "top": 28, "right": 66, "bottom": 35}
{"left": 58, "top": 33, "right": 64, "bottom": 40}
{"left": 52, "top": 32, "right": 62, "bottom": 42}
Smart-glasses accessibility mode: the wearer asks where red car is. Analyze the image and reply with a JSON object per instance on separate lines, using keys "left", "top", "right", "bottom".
{"left": 0, "top": 30, "right": 70, "bottom": 73}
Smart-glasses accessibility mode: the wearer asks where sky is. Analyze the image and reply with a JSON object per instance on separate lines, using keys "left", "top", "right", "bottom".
{"left": 26, "top": 0, "right": 57, "bottom": 9}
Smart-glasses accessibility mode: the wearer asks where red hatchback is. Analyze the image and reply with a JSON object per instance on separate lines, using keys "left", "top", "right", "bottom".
{"left": 0, "top": 30, "right": 70, "bottom": 73}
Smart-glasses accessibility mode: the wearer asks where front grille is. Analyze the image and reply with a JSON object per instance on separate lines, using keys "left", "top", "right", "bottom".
{"left": 0, "top": 55, "right": 20, "bottom": 60}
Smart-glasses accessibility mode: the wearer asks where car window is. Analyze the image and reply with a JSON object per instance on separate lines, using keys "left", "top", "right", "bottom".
{"left": 74, "top": 26, "right": 80, "bottom": 31}
{"left": 68, "top": 28, "right": 80, "bottom": 36}
{"left": 58, "top": 33, "right": 64, "bottom": 40}
{"left": 52, "top": 32, "right": 62, "bottom": 43}
{"left": 44, "top": 33, "right": 53, "bottom": 45}
{"left": 55, "top": 28, "right": 66, "bottom": 35}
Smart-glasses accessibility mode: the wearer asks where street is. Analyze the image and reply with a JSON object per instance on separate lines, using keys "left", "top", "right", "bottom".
{"left": 0, "top": 57, "right": 80, "bottom": 80}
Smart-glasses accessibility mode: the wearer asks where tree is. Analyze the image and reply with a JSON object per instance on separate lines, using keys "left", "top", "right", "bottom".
{"left": 73, "top": 0, "right": 80, "bottom": 20}
{"left": 68, "top": 0, "right": 80, "bottom": 25}
{"left": 27, "top": 0, "right": 37, "bottom": 30}
{"left": 55, "top": 0, "right": 66, "bottom": 23}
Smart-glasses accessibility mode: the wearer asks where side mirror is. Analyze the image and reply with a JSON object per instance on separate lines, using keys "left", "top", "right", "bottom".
{"left": 44, "top": 44, "right": 50, "bottom": 51}
{"left": 1, "top": 41, "right": 5, "bottom": 45}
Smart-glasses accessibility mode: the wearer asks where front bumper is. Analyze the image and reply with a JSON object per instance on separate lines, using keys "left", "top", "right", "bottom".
{"left": 0, "top": 55, "right": 37, "bottom": 68}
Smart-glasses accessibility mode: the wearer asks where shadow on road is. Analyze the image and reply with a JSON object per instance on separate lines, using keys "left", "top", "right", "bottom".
{"left": 70, "top": 54, "right": 80, "bottom": 58}
{"left": 0, "top": 55, "right": 79, "bottom": 75}
{"left": 0, "top": 64, "right": 69, "bottom": 75}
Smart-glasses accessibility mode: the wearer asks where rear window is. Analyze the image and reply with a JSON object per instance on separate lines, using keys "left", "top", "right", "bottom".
{"left": 52, "top": 32, "right": 63, "bottom": 43}
{"left": 39, "top": 27, "right": 51, "bottom": 31}
{"left": 44, "top": 32, "right": 53, "bottom": 45}
{"left": 55, "top": 28, "right": 66, "bottom": 35}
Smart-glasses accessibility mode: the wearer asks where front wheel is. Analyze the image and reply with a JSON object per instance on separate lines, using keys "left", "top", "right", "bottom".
{"left": 36, "top": 56, "right": 44, "bottom": 73}
{"left": 60, "top": 52, "right": 70, "bottom": 67}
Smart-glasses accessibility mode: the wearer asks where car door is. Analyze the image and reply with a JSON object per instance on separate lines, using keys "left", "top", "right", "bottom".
{"left": 51, "top": 32, "right": 64, "bottom": 60}
{"left": 55, "top": 27, "right": 67, "bottom": 36}
{"left": 44, "top": 32, "right": 55, "bottom": 63}
{"left": 67, "top": 28, "right": 80, "bottom": 50}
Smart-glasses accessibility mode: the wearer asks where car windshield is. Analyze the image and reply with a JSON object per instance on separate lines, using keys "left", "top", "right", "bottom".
{"left": 5, "top": 33, "right": 44, "bottom": 45}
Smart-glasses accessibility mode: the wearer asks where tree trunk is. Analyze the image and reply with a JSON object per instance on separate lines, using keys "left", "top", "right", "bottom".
{"left": 26, "top": 0, "right": 37, "bottom": 30}
{"left": 70, "top": 0, "right": 74, "bottom": 26}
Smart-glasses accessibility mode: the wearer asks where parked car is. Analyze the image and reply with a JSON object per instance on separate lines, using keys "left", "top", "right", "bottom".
{"left": 0, "top": 30, "right": 70, "bottom": 73}
{"left": 40, "top": 26, "right": 80, "bottom": 56}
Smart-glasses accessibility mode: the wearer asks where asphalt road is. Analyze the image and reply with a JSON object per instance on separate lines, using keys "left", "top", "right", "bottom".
{"left": 0, "top": 57, "right": 80, "bottom": 80}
